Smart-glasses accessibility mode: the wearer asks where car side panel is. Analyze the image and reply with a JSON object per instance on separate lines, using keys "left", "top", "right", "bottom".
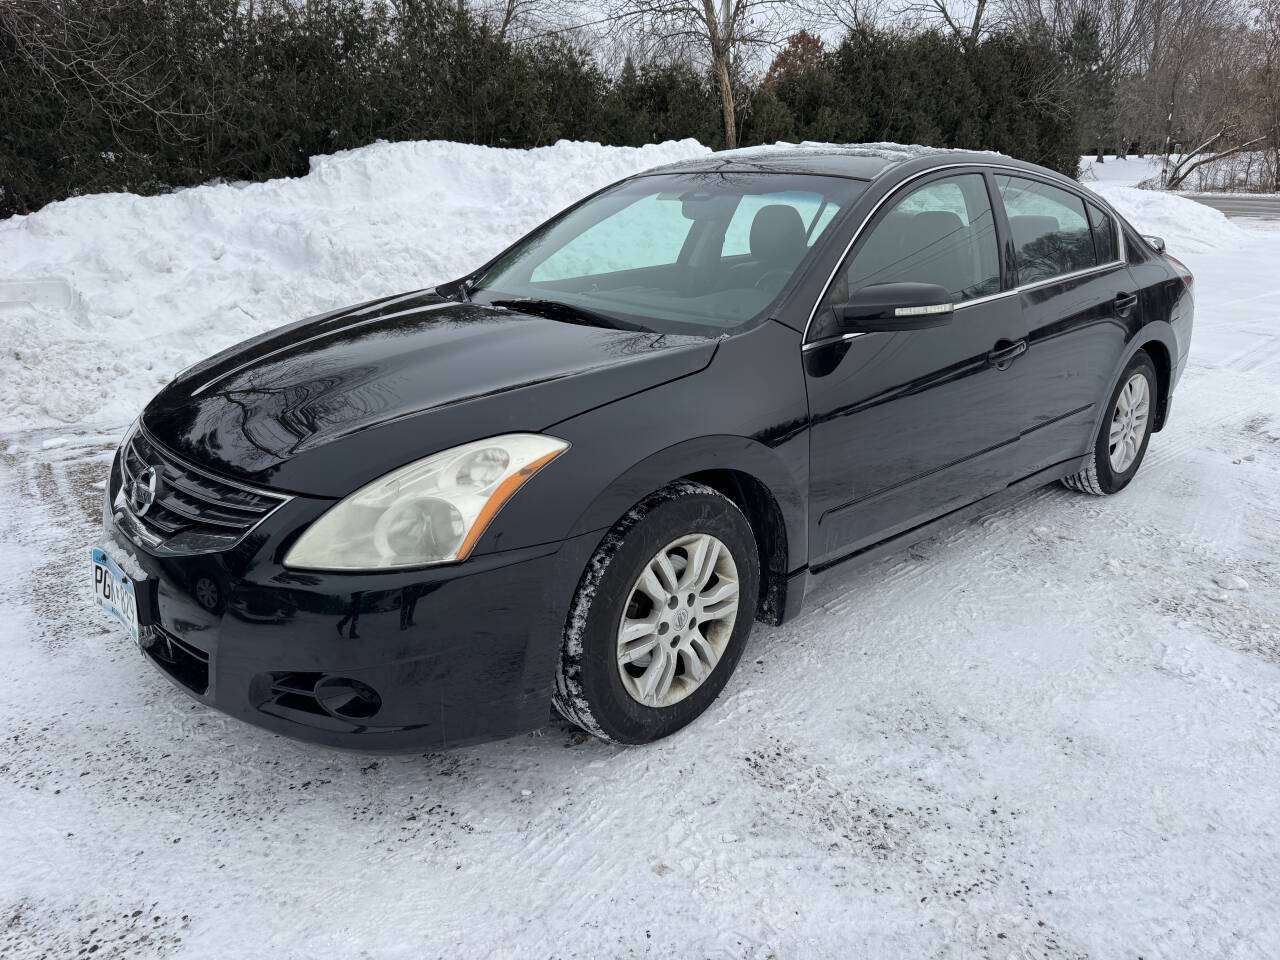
{"left": 1011, "top": 265, "right": 1135, "bottom": 475}
{"left": 1128, "top": 259, "right": 1194, "bottom": 397}
{"left": 802, "top": 294, "right": 1028, "bottom": 568}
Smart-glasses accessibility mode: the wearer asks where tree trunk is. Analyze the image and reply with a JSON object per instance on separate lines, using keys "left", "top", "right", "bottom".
{"left": 1162, "top": 86, "right": 1176, "bottom": 188}
{"left": 716, "top": 56, "right": 737, "bottom": 149}
{"left": 969, "top": 0, "right": 987, "bottom": 45}
{"left": 1166, "top": 136, "right": 1269, "bottom": 191}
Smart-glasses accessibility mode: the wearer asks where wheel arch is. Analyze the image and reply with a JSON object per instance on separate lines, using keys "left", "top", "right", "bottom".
{"left": 1094, "top": 321, "right": 1179, "bottom": 440}
{"left": 683, "top": 468, "right": 790, "bottom": 626}
{"left": 564, "top": 436, "right": 807, "bottom": 627}
{"left": 1138, "top": 336, "right": 1173, "bottom": 431}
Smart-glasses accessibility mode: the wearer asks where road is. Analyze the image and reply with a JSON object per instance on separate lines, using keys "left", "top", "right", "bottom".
{"left": 1184, "top": 192, "right": 1280, "bottom": 220}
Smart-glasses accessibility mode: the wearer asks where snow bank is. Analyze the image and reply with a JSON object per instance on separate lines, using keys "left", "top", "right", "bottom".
{"left": 0, "top": 139, "right": 709, "bottom": 431}
{"left": 1079, "top": 154, "right": 1257, "bottom": 251}
{"left": 1090, "top": 182, "right": 1249, "bottom": 253}
{"left": 0, "top": 138, "right": 1246, "bottom": 431}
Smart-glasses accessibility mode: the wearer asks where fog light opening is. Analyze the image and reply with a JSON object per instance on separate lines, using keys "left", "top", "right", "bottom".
{"left": 314, "top": 676, "right": 382, "bottom": 720}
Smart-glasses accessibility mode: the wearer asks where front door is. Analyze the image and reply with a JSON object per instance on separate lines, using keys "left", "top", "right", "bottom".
{"left": 804, "top": 171, "right": 1029, "bottom": 568}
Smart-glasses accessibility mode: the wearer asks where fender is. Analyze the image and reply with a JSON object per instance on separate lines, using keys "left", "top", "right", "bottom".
{"left": 1089, "top": 318, "right": 1180, "bottom": 443}
{"left": 565, "top": 433, "right": 808, "bottom": 575}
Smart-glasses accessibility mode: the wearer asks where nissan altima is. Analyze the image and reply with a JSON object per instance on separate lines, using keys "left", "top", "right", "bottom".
{"left": 90, "top": 146, "right": 1194, "bottom": 750}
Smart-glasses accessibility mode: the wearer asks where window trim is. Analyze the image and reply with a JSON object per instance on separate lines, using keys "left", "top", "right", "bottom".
{"left": 802, "top": 161, "right": 1127, "bottom": 345}
{"left": 802, "top": 261, "right": 1127, "bottom": 352}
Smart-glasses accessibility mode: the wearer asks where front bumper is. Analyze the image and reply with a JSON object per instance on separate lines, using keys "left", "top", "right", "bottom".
{"left": 101, "top": 461, "right": 599, "bottom": 753}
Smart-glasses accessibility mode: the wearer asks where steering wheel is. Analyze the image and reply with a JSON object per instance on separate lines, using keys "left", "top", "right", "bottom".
{"left": 754, "top": 268, "right": 792, "bottom": 291}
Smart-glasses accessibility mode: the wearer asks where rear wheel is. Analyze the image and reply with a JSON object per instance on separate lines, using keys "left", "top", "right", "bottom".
{"left": 553, "top": 481, "right": 760, "bottom": 744}
{"left": 1062, "top": 351, "right": 1157, "bottom": 496}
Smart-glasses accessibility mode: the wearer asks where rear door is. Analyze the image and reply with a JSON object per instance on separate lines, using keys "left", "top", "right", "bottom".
{"left": 803, "top": 170, "right": 1030, "bottom": 567}
{"left": 994, "top": 175, "right": 1137, "bottom": 475}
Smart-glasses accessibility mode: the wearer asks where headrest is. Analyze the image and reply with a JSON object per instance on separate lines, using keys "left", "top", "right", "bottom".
{"left": 912, "top": 210, "right": 965, "bottom": 240}
{"left": 749, "top": 204, "right": 808, "bottom": 266}
{"left": 1009, "top": 214, "right": 1061, "bottom": 246}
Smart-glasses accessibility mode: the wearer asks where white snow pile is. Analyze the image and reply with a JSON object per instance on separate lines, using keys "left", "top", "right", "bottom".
{"left": 1089, "top": 182, "right": 1248, "bottom": 253}
{"left": 0, "top": 137, "right": 1240, "bottom": 432}
{"left": 1078, "top": 154, "right": 1251, "bottom": 250}
{"left": 0, "top": 138, "right": 709, "bottom": 431}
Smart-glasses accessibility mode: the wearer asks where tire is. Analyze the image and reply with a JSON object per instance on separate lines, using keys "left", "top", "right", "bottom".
{"left": 1062, "top": 351, "right": 1157, "bottom": 496}
{"left": 552, "top": 480, "right": 761, "bottom": 744}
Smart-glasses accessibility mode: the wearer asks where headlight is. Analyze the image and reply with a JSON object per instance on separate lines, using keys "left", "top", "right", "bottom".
{"left": 283, "top": 434, "right": 568, "bottom": 571}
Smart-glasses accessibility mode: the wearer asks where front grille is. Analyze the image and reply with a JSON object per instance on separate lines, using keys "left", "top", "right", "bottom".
{"left": 117, "top": 428, "right": 288, "bottom": 552}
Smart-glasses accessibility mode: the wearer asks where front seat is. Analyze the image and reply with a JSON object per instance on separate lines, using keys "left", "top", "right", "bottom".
{"left": 908, "top": 210, "right": 971, "bottom": 299}
{"left": 726, "top": 204, "right": 808, "bottom": 291}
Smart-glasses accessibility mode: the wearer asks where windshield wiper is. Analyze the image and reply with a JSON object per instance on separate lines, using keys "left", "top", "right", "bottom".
{"left": 438, "top": 277, "right": 473, "bottom": 303}
{"left": 490, "top": 297, "right": 652, "bottom": 333}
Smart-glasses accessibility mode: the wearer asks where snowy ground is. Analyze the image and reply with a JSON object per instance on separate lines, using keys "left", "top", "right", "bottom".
{"left": 3, "top": 143, "right": 1280, "bottom": 958}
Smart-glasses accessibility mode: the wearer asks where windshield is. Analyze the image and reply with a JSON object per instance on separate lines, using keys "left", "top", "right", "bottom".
{"left": 467, "top": 172, "right": 865, "bottom": 336}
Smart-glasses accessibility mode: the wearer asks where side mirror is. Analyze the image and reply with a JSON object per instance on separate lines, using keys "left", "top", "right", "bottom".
{"left": 832, "top": 282, "right": 954, "bottom": 333}
{"left": 1142, "top": 234, "right": 1166, "bottom": 253}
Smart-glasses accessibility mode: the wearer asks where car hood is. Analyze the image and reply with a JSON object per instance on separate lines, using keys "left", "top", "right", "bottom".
{"left": 142, "top": 290, "right": 716, "bottom": 496}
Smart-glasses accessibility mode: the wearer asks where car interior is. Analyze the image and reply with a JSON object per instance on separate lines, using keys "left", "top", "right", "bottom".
{"left": 476, "top": 177, "right": 860, "bottom": 334}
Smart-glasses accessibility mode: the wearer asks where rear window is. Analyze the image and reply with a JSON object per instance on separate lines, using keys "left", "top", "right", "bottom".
{"left": 1125, "top": 226, "right": 1151, "bottom": 263}
{"left": 1087, "top": 202, "right": 1116, "bottom": 264}
{"left": 997, "top": 175, "right": 1096, "bottom": 283}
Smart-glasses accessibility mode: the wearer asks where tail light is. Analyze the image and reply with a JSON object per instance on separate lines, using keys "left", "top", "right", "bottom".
{"left": 1164, "top": 252, "right": 1193, "bottom": 295}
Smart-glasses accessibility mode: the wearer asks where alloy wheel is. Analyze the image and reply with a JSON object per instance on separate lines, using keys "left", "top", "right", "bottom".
{"left": 1108, "top": 372, "right": 1150, "bottom": 473}
{"left": 615, "top": 533, "right": 740, "bottom": 708}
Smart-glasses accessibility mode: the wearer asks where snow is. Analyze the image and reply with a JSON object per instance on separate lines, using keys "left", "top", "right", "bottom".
{"left": 1079, "top": 153, "right": 1165, "bottom": 186}
{"left": 0, "top": 141, "right": 1240, "bottom": 433}
{"left": 0, "top": 139, "right": 711, "bottom": 432}
{"left": 1094, "top": 184, "right": 1250, "bottom": 252}
{"left": 4, "top": 141, "right": 1280, "bottom": 957}
{"left": 1076, "top": 155, "right": 1254, "bottom": 252}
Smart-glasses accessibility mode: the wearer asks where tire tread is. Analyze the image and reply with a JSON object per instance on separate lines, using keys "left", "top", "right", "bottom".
{"left": 1061, "top": 452, "right": 1105, "bottom": 495}
{"left": 551, "top": 480, "right": 742, "bottom": 742}
{"left": 1061, "top": 350, "right": 1154, "bottom": 497}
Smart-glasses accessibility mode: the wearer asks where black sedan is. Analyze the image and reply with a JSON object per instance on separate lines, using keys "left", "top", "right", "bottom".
{"left": 90, "top": 146, "right": 1194, "bottom": 751}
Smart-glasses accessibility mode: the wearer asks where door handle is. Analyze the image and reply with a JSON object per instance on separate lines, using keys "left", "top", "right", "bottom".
{"left": 988, "top": 338, "right": 1027, "bottom": 370}
{"left": 1114, "top": 292, "right": 1138, "bottom": 316}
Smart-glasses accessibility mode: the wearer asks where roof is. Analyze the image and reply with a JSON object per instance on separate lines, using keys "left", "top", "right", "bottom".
{"left": 644, "top": 142, "right": 1013, "bottom": 181}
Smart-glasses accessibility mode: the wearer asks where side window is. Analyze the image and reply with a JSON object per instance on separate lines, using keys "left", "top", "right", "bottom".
{"left": 532, "top": 194, "right": 692, "bottom": 282}
{"left": 722, "top": 191, "right": 841, "bottom": 257}
{"left": 1087, "top": 202, "right": 1116, "bottom": 263}
{"left": 997, "top": 175, "right": 1096, "bottom": 283}
{"left": 1125, "top": 227, "right": 1150, "bottom": 263}
{"left": 824, "top": 173, "right": 1000, "bottom": 306}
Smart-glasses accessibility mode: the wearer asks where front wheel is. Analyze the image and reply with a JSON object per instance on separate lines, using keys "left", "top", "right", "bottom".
{"left": 553, "top": 481, "right": 760, "bottom": 744}
{"left": 1062, "top": 351, "right": 1157, "bottom": 495}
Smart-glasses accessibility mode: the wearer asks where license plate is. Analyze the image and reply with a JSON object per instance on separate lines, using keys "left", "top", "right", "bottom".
{"left": 91, "top": 547, "right": 141, "bottom": 644}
